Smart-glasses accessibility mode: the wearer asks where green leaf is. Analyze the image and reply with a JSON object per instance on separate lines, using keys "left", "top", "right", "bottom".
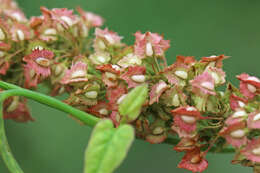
{"left": 84, "top": 119, "right": 135, "bottom": 173}
{"left": 118, "top": 84, "right": 148, "bottom": 123}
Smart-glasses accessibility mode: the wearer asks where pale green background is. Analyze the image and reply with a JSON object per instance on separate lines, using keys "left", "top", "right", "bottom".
{"left": 1, "top": 0, "right": 260, "bottom": 172}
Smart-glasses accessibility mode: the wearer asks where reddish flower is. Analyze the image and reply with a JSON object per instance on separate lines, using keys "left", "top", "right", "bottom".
{"left": 4, "top": 98, "right": 34, "bottom": 122}
{"left": 60, "top": 61, "right": 88, "bottom": 85}
{"left": 110, "top": 111, "right": 121, "bottom": 127}
{"left": 200, "top": 54, "right": 229, "bottom": 68}
{"left": 77, "top": 7, "right": 103, "bottom": 27}
{"left": 96, "top": 64, "right": 121, "bottom": 88}
{"left": 134, "top": 31, "right": 170, "bottom": 58}
{"left": 237, "top": 73, "right": 260, "bottom": 99}
{"left": 190, "top": 71, "right": 216, "bottom": 96}
{"left": 106, "top": 84, "right": 127, "bottom": 111}
{"left": 121, "top": 66, "right": 146, "bottom": 88}
{"left": 247, "top": 111, "right": 260, "bottom": 129}
{"left": 241, "top": 138, "right": 260, "bottom": 163}
{"left": 171, "top": 125, "right": 197, "bottom": 138}
{"left": 163, "top": 62, "right": 189, "bottom": 85}
{"left": 0, "top": 60, "right": 9, "bottom": 75}
{"left": 207, "top": 66, "right": 226, "bottom": 85}
{"left": 178, "top": 148, "right": 208, "bottom": 173}
{"left": 29, "top": 16, "right": 44, "bottom": 29}
{"left": 23, "top": 64, "right": 40, "bottom": 88}
{"left": 23, "top": 49, "right": 54, "bottom": 78}
{"left": 87, "top": 101, "right": 110, "bottom": 118}
{"left": 171, "top": 106, "right": 202, "bottom": 133}
{"left": 176, "top": 55, "right": 196, "bottom": 66}
{"left": 149, "top": 80, "right": 169, "bottom": 105}
{"left": 219, "top": 121, "right": 247, "bottom": 148}
{"left": 10, "top": 23, "right": 31, "bottom": 42}
{"left": 229, "top": 94, "right": 248, "bottom": 111}
{"left": 94, "top": 28, "right": 122, "bottom": 50}
{"left": 174, "top": 138, "right": 197, "bottom": 152}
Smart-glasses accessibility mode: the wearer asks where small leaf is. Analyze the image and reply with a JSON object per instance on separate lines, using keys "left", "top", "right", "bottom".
{"left": 84, "top": 119, "right": 135, "bottom": 173}
{"left": 119, "top": 84, "right": 148, "bottom": 123}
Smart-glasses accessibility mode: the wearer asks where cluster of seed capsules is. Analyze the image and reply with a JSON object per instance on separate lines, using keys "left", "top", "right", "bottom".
{"left": 0, "top": 0, "right": 260, "bottom": 172}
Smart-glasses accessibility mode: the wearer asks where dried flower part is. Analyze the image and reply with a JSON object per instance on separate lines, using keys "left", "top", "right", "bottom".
{"left": 117, "top": 53, "right": 142, "bottom": 68}
{"left": 229, "top": 94, "right": 248, "bottom": 111}
{"left": 3, "top": 98, "right": 34, "bottom": 122}
{"left": 106, "top": 84, "right": 127, "bottom": 111}
{"left": 146, "top": 133, "right": 167, "bottom": 144}
{"left": 23, "top": 64, "right": 40, "bottom": 88}
{"left": 60, "top": 61, "right": 88, "bottom": 85}
{"left": 134, "top": 31, "right": 170, "bottom": 58}
{"left": 219, "top": 121, "right": 247, "bottom": 148}
{"left": 241, "top": 138, "right": 260, "bottom": 163}
{"left": 176, "top": 55, "right": 196, "bottom": 66}
{"left": 247, "top": 111, "right": 260, "bottom": 129}
{"left": 149, "top": 80, "right": 169, "bottom": 105}
{"left": 190, "top": 71, "right": 216, "bottom": 96}
{"left": 121, "top": 66, "right": 146, "bottom": 88}
{"left": 178, "top": 148, "right": 208, "bottom": 173}
{"left": 23, "top": 49, "right": 54, "bottom": 77}
{"left": 87, "top": 101, "right": 110, "bottom": 118}
{"left": 174, "top": 138, "right": 197, "bottom": 152}
{"left": 77, "top": 7, "right": 103, "bottom": 27}
{"left": 161, "top": 86, "right": 187, "bottom": 107}
{"left": 171, "top": 125, "right": 197, "bottom": 138}
{"left": 200, "top": 54, "right": 229, "bottom": 68}
{"left": 237, "top": 73, "right": 260, "bottom": 99}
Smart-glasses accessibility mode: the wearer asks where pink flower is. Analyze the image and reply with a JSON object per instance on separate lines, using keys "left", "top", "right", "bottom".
{"left": 10, "top": 23, "right": 31, "bottom": 42}
{"left": 23, "top": 64, "right": 40, "bottom": 88}
{"left": 4, "top": 98, "right": 34, "bottom": 122}
{"left": 96, "top": 64, "right": 121, "bottom": 88}
{"left": 178, "top": 148, "right": 208, "bottom": 173}
{"left": 149, "top": 80, "right": 169, "bottom": 105}
{"left": 219, "top": 121, "right": 247, "bottom": 148}
{"left": 229, "top": 94, "right": 248, "bottom": 111}
{"left": 120, "top": 66, "right": 146, "bottom": 88}
{"left": 134, "top": 31, "right": 170, "bottom": 58}
{"left": 200, "top": 54, "right": 229, "bottom": 68}
{"left": 3, "top": 9, "right": 28, "bottom": 23}
{"left": 106, "top": 83, "right": 127, "bottom": 111}
{"left": 207, "top": 66, "right": 226, "bottom": 85}
{"left": 247, "top": 111, "right": 260, "bottom": 129}
{"left": 94, "top": 28, "right": 122, "bottom": 50}
{"left": 237, "top": 73, "right": 260, "bottom": 99}
{"left": 77, "top": 7, "right": 103, "bottom": 27}
{"left": 241, "top": 138, "right": 260, "bottom": 163}
{"left": 171, "top": 106, "right": 202, "bottom": 133}
{"left": 190, "top": 71, "right": 216, "bottom": 96}
{"left": 60, "top": 61, "right": 88, "bottom": 85}
{"left": 163, "top": 62, "right": 189, "bottom": 85}
{"left": 87, "top": 101, "right": 110, "bottom": 118}
{"left": 23, "top": 49, "right": 54, "bottom": 78}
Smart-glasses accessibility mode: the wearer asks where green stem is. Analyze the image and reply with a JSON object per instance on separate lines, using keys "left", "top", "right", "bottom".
{"left": 0, "top": 81, "right": 100, "bottom": 127}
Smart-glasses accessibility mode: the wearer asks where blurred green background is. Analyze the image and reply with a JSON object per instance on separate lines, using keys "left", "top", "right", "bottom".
{"left": 0, "top": 0, "right": 260, "bottom": 172}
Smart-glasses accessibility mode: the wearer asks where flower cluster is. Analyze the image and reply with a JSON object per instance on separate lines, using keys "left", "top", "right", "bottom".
{"left": 0, "top": 0, "right": 260, "bottom": 172}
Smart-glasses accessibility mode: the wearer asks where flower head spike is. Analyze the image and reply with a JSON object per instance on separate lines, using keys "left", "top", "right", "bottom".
{"left": 237, "top": 73, "right": 260, "bottom": 99}
{"left": 77, "top": 7, "right": 103, "bottom": 27}
{"left": 23, "top": 49, "right": 54, "bottom": 78}
{"left": 241, "top": 138, "right": 260, "bottom": 163}
{"left": 190, "top": 71, "right": 216, "bottom": 96}
{"left": 171, "top": 106, "right": 202, "bottom": 133}
{"left": 219, "top": 121, "right": 247, "bottom": 148}
{"left": 200, "top": 54, "right": 229, "bottom": 68}
{"left": 61, "top": 61, "right": 88, "bottom": 85}
{"left": 178, "top": 147, "right": 208, "bottom": 173}
{"left": 121, "top": 66, "right": 146, "bottom": 89}
{"left": 134, "top": 31, "right": 170, "bottom": 58}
